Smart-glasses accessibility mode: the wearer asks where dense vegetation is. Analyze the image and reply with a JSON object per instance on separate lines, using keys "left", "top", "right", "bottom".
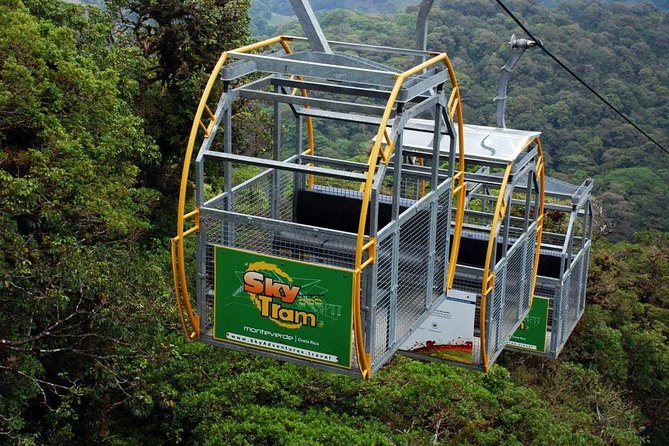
{"left": 543, "top": 0, "right": 669, "bottom": 9}
{"left": 256, "top": 0, "right": 420, "bottom": 13}
{"left": 0, "top": 0, "right": 667, "bottom": 445}
{"left": 251, "top": 0, "right": 668, "bottom": 34}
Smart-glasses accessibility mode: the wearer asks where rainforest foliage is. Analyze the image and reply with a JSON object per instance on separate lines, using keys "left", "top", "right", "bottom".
{"left": 0, "top": 0, "right": 668, "bottom": 445}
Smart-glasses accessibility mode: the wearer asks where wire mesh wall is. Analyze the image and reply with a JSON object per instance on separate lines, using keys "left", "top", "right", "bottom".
{"left": 438, "top": 158, "right": 542, "bottom": 371}
{"left": 559, "top": 241, "right": 590, "bottom": 351}
{"left": 199, "top": 195, "right": 364, "bottom": 375}
{"left": 519, "top": 241, "right": 590, "bottom": 358}
{"left": 199, "top": 156, "right": 456, "bottom": 375}
{"left": 486, "top": 227, "right": 537, "bottom": 365}
{"left": 506, "top": 178, "right": 593, "bottom": 359}
{"left": 371, "top": 179, "right": 453, "bottom": 370}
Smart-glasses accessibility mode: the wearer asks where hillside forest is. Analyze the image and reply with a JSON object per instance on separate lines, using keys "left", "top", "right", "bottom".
{"left": 1, "top": 0, "right": 668, "bottom": 445}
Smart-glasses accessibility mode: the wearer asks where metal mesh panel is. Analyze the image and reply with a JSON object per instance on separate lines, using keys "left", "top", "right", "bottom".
{"left": 233, "top": 174, "right": 272, "bottom": 218}
{"left": 207, "top": 169, "right": 268, "bottom": 212}
{"left": 486, "top": 228, "right": 536, "bottom": 366}
{"left": 373, "top": 234, "right": 393, "bottom": 359}
{"left": 506, "top": 223, "right": 591, "bottom": 360}
{"left": 399, "top": 174, "right": 430, "bottom": 201}
{"left": 579, "top": 243, "right": 591, "bottom": 314}
{"left": 559, "top": 249, "right": 586, "bottom": 349}
{"left": 395, "top": 206, "right": 431, "bottom": 341}
{"left": 279, "top": 170, "right": 295, "bottom": 222}
{"left": 371, "top": 179, "right": 454, "bottom": 367}
{"left": 378, "top": 171, "right": 433, "bottom": 203}
{"left": 207, "top": 169, "right": 296, "bottom": 223}
{"left": 433, "top": 192, "right": 451, "bottom": 301}
{"left": 558, "top": 268, "right": 572, "bottom": 348}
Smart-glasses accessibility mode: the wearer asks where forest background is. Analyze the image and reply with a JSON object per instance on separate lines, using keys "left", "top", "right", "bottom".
{"left": 1, "top": 0, "right": 668, "bottom": 444}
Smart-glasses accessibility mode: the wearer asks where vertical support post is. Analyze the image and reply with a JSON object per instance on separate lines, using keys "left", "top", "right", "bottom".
{"left": 223, "top": 82, "right": 233, "bottom": 246}
{"left": 587, "top": 201, "right": 594, "bottom": 240}
{"left": 442, "top": 105, "right": 459, "bottom": 290}
{"left": 293, "top": 115, "right": 304, "bottom": 222}
{"left": 550, "top": 284, "right": 561, "bottom": 357}
{"left": 365, "top": 188, "right": 380, "bottom": 355}
{"left": 425, "top": 100, "right": 442, "bottom": 307}
{"left": 501, "top": 185, "right": 512, "bottom": 258}
{"left": 288, "top": 0, "right": 332, "bottom": 53}
{"left": 566, "top": 211, "right": 576, "bottom": 267}
{"left": 483, "top": 186, "right": 491, "bottom": 214}
{"left": 580, "top": 208, "right": 587, "bottom": 251}
{"left": 577, "top": 204, "right": 589, "bottom": 315}
{"left": 441, "top": 106, "right": 456, "bottom": 178}
{"left": 195, "top": 156, "right": 206, "bottom": 336}
{"left": 559, "top": 252, "right": 569, "bottom": 349}
{"left": 431, "top": 94, "right": 443, "bottom": 189}
{"left": 271, "top": 88, "right": 281, "bottom": 220}
{"left": 389, "top": 131, "right": 404, "bottom": 347}
{"left": 519, "top": 165, "right": 534, "bottom": 319}
{"left": 524, "top": 167, "right": 533, "bottom": 230}
{"left": 581, "top": 201, "right": 594, "bottom": 315}
{"left": 223, "top": 81, "right": 233, "bottom": 211}
{"left": 580, "top": 245, "right": 590, "bottom": 316}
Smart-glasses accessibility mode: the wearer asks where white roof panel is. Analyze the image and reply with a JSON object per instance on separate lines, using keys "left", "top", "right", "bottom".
{"left": 399, "top": 119, "right": 541, "bottom": 163}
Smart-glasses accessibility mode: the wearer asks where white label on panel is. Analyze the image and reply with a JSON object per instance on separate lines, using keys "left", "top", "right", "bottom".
{"left": 400, "top": 289, "right": 476, "bottom": 364}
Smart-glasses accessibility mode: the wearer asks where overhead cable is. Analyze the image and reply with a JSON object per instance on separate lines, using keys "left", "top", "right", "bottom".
{"left": 493, "top": 0, "right": 669, "bottom": 156}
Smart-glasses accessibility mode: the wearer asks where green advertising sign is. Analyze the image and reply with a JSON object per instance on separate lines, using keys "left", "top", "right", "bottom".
{"left": 214, "top": 246, "right": 354, "bottom": 369}
{"left": 508, "top": 296, "right": 549, "bottom": 353}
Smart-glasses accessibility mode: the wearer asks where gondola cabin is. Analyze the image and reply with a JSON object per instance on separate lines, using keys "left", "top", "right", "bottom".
{"left": 171, "top": 36, "right": 468, "bottom": 379}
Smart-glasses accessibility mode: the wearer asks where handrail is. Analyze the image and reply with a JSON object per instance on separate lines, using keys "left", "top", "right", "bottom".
{"left": 353, "top": 52, "right": 466, "bottom": 378}
{"left": 479, "top": 164, "right": 513, "bottom": 371}
{"left": 173, "top": 36, "right": 307, "bottom": 340}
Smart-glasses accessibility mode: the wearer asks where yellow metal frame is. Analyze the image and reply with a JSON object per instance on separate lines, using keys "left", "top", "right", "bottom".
{"left": 478, "top": 137, "right": 545, "bottom": 371}
{"left": 172, "top": 37, "right": 466, "bottom": 380}
{"left": 531, "top": 138, "right": 546, "bottom": 302}
{"left": 172, "top": 36, "right": 306, "bottom": 341}
{"left": 353, "top": 52, "right": 466, "bottom": 378}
